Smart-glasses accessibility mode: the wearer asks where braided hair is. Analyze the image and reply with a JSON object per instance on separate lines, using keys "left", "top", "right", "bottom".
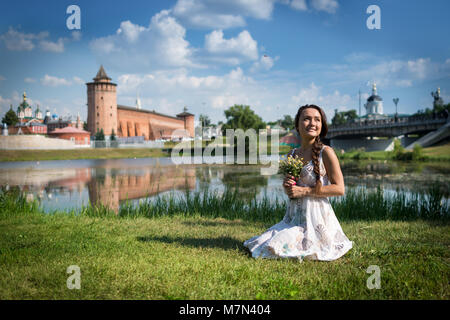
{"left": 294, "top": 105, "right": 328, "bottom": 194}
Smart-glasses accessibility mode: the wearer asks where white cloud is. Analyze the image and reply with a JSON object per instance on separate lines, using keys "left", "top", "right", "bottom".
{"left": 0, "top": 95, "right": 13, "bottom": 111}
{"left": 171, "top": 0, "right": 338, "bottom": 29}
{"left": 204, "top": 29, "right": 258, "bottom": 64}
{"left": 172, "top": 0, "right": 275, "bottom": 29}
{"left": 89, "top": 4, "right": 342, "bottom": 72}
{"left": 90, "top": 10, "right": 197, "bottom": 72}
{"left": 290, "top": 0, "right": 307, "bottom": 11}
{"left": 24, "top": 77, "right": 36, "bottom": 83}
{"left": 112, "top": 66, "right": 356, "bottom": 124}
{"left": 316, "top": 57, "right": 446, "bottom": 89}
{"left": 116, "top": 20, "right": 146, "bottom": 43}
{"left": 0, "top": 91, "right": 24, "bottom": 112}
{"left": 117, "top": 68, "right": 251, "bottom": 95}
{"left": 41, "top": 75, "right": 72, "bottom": 87}
{"left": 71, "top": 31, "right": 82, "bottom": 41}
{"left": 0, "top": 27, "right": 47, "bottom": 51}
{"left": 365, "top": 58, "right": 435, "bottom": 87}
{"left": 90, "top": 35, "right": 117, "bottom": 54}
{"left": 406, "top": 58, "right": 430, "bottom": 79}
{"left": 395, "top": 80, "right": 413, "bottom": 87}
{"left": 310, "top": 0, "right": 338, "bottom": 14}
{"left": 292, "top": 82, "right": 352, "bottom": 120}
{"left": 112, "top": 67, "right": 273, "bottom": 122}
{"left": 0, "top": 27, "right": 81, "bottom": 53}
{"left": 72, "top": 77, "right": 85, "bottom": 85}
{"left": 361, "top": 93, "right": 369, "bottom": 101}
{"left": 40, "top": 38, "right": 65, "bottom": 53}
{"left": 344, "top": 52, "right": 374, "bottom": 64}
{"left": 250, "top": 55, "right": 279, "bottom": 73}
{"left": 211, "top": 93, "right": 253, "bottom": 109}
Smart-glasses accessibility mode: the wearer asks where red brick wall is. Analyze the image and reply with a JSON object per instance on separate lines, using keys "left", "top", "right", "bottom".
{"left": 9, "top": 126, "right": 47, "bottom": 135}
{"left": 48, "top": 132, "right": 90, "bottom": 145}
{"left": 117, "top": 108, "right": 191, "bottom": 140}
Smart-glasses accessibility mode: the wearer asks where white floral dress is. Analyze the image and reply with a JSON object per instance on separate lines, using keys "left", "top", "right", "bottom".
{"left": 243, "top": 146, "right": 353, "bottom": 262}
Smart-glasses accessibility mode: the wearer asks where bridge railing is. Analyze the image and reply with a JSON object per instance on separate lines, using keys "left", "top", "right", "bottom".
{"left": 328, "top": 113, "right": 448, "bottom": 132}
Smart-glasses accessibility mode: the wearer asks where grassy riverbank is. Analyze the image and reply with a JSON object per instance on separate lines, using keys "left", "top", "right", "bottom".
{"left": 0, "top": 144, "right": 291, "bottom": 162}
{"left": 0, "top": 141, "right": 447, "bottom": 162}
{"left": 0, "top": 188, "right": 448, "bottom": 299}
{"left": 337, "top": 142, "right": 450, "bottom": 162}
{"left": 0, "top": 148, "right": 169, "bottom": 162}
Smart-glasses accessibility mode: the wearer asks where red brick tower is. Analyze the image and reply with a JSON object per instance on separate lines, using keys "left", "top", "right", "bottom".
{"left": 177, "top": 107, "right": 195, "bottom": 138}
{"left": 86, "top": 65, "right": 117, "bottom": 138}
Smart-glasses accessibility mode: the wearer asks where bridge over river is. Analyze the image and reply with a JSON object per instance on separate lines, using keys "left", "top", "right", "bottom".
{"left": 326, "top": 113, "right": 449, "bottom": 152}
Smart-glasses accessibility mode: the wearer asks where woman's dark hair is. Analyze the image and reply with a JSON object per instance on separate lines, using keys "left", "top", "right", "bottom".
{"left": 294, "top": 104, "right": 328, "bottom": 194}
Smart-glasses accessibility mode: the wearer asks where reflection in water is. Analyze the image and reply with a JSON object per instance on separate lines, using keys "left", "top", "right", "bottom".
{"left": 221, "top": 167, "right": 268, "bottom": 201}
{"left": 340, "top": 160, "right": 450, "bottom": 197}
{"left": 0, "top": 157, "right": 449, "bottom": 213}
{"left": 87, "top": 166, "right": 196, "bottom": 212}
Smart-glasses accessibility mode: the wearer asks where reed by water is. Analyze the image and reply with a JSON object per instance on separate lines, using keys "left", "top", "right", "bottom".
{"left": 2, "top": 185, "right": 448, "bottom": 223}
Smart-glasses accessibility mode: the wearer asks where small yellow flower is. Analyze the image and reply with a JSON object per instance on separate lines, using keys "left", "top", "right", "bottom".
{"left": 278, "top": 153, "right": 304, "bottom": 179}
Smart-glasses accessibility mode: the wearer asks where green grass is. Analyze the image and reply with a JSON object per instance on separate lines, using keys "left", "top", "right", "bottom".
{"left": 0, "top": 213, "right": 448, "bottom": 299}
{"left": 0, "top": 148, "right": 168, "bottom": 162}
{"left": 0, "top": 143, "right": 291, "bottom": 162}
{"left": 0, "top": 188, "right": 449, "bottom": 299}
{"left": 336, "top": 142, "right": 450, "bottom": 162}
{"left": 422, "top": 142, "right": 450, "bottom": 161}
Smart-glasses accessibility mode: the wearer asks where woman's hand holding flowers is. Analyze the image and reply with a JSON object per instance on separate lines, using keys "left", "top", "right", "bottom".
{"left": 283, "top": 175, "right": 312, "bottom": 199}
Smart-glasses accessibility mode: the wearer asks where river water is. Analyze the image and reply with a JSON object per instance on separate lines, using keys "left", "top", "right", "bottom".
{"left": 0, "top": 156, "right": 448, "bottom": 213}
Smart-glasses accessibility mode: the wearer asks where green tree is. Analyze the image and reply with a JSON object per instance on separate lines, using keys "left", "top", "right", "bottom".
{"left": 412, "top": 143, "right": 424, "bottom": 161}
{"left": 332, "top": 109, "right": 358, "bottom": 125}
{"left": 222, "top": 104, "right": 266, "bottom": 132}
{"left": 344, "top": 110, "right": 358, "bottom": 122}
{"left": 2, "top": 105, "right": 18, "bottom": 127}
{"left": 332, "top": 111, "right": 345, "bottom": 126}
{"left": 435, "top": 102, "right": 450, "bottom": 114}
{"left": 414, "top": 103, "right": 450, "bottom": 116}
{"left": 280, "top": 115, "right": 294, "bottom": 130}
{"left": 392, "top": 138, "right": 407, "bottom": 160}
{"left": 95, "top": 128, "right": 105, "bottom": 141}
{"left": 83, "top": 121, "right": 88, "bottom": 131}
{"left": 110, "top": 128, "right": 116, "bottom": 141}
{"left": 199, "top": 114, "right": 211, "bottom": 127}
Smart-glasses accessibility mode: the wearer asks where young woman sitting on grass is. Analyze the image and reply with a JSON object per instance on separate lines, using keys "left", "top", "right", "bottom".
{"left": 244, "top": 104, "right": 353, "bottom": 261}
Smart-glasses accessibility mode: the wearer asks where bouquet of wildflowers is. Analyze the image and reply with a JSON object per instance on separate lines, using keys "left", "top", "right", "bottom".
{"left": 278, "top": 154, "right": 304, "bottom": 179}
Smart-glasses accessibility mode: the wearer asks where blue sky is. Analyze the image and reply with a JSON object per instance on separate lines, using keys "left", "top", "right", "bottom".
{"left": 0, "top": 0, "right": 449, "bottom": 124}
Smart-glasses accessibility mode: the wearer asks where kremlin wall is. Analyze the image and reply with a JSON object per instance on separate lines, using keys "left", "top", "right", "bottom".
{"left": 0, "top": 65, "right": 195, "bottom": 150}
{"left": 87, "top": 65, "right": 194, "bottom": 141}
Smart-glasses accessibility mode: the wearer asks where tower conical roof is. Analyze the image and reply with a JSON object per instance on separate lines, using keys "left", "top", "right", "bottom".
{"left": 94, "top": 65, "right": 111, "bottom": 81}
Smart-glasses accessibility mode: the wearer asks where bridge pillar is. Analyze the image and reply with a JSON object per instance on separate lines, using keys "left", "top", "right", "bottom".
{"left": 401, "top": 135, "right": 420, "bottom": 148}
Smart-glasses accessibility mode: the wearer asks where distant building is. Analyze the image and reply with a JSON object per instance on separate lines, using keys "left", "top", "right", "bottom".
{"left": 16, "top": 92, "right": 44, "bottom": 124}
{"left": 363, "top": 83, "right": 385, "bottom": 119}
{"left": 431, "top": 87, "right": 444, "bottom": 108}
{"left": 264, "top": 124, "right": 287, "bottom": 135}
{"left": 9, "top": 120, "right": 47, "bottom": 135}
{"left": 86, "top": 65, "right": 194, "bottom": 141}
{"left": 47, "top": 126, "right": 90, "bottom": 145}
{"left": 345, "top": 83, "right": 412, "bottom": 124}
{"left": 43, "top": 108, "right": 52, "bottom": 124}
{"left": 46, "top": 114, "right": 83, "bottom": 133}
{"left": 197, "top": 124, "right": 223, "bottom": 140}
